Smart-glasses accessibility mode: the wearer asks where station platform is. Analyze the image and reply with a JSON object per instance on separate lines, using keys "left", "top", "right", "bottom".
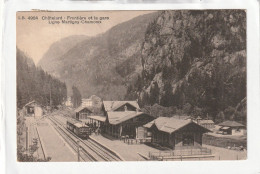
{"left": 90, "top": 134, "right": 158, "bottom": 161}
{"left": 25, "top": 117, "right": 45, "bottom": 160}
{"left": 36, "top": 118, "right": 78, "bottom": 162}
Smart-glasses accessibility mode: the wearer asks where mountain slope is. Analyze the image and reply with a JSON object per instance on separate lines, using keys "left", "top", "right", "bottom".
{"left": 38, "top": 35, "right": 89, "bottom": 77}
{"left": 127, "top": 10, "right": 246, "bottom": 124}
{"left": 38, "top": 12, "right": 158, "bottom": 99}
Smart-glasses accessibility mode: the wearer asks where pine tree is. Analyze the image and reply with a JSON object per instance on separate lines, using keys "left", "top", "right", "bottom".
{"left": 71, "top": 86, "right": 82, "bottom": 108}
{"left": 150, "top": 82, "right": 159, "bottom": 105}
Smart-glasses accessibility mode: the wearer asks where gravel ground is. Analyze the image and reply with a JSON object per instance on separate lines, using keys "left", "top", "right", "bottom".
{"left": 202, "top": 144, "right": 247, "bottom": 160}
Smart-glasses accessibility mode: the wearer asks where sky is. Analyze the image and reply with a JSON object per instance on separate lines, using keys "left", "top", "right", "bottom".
{"left": 16, "top": 11, "right": 154, "bottom": 64}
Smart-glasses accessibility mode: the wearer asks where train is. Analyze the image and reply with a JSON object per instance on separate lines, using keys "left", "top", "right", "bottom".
{"left": 66, "top": 119, "right": 92, "bottom": 139}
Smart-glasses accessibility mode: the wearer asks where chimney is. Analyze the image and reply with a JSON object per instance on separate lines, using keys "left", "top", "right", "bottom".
{"left": 124, "top": 105, "right": 127, "bottom": 112}
{"left": 197, "top": 116, "right": 202, "bottom": 124}
{"left": 111, "top": 101, "right": 114, "bottom": 109}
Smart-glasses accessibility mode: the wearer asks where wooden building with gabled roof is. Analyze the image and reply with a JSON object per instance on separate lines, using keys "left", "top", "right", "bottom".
{"left": 104, "top": 111, "right": 154, "bottom": 139}
{"left": 102, "top": 101, "right": 140, "bottom": 112}
{"left": 144, "top": 117, "right": 211, "bottom": 150}
{"left": 218, "top": 120, "right": 245, "bottom": 135}
{"left": 101, "top": 100, "right": 154, "bottom": 139}
{"left": 75, "top": 106, "right": 93, "bottom": 120}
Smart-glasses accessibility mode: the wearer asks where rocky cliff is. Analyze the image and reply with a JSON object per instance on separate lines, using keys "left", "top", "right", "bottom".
{"left": 127, "top": 10, "right": 246, "bottom": 123}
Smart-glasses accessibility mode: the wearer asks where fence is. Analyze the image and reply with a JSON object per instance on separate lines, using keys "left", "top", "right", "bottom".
{"left": 149, "top": 147, "right": 212, "bottom": 160}
{"left": 121, "top": 137, "right": 152, "bottom": 145}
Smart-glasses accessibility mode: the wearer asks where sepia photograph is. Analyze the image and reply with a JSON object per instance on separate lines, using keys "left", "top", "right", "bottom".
{"left": 16, "top": 10, "right": 247, "bottom": 162}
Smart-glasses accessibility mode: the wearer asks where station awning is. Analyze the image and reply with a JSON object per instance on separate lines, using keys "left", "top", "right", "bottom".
{"left": 88, "top": 115, "right": 106, "bottom": 122}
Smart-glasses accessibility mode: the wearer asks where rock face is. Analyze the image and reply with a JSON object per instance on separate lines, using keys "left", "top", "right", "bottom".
{"left": 38, "top": 12, "right": 158, "bottom": 99}
{"left": 127, "top": 10, "right": 246, "bottom": 123}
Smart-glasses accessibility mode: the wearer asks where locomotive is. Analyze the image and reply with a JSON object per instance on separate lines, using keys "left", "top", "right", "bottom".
{"left": 66, "top": 119, "right": 91, "bottom": 139}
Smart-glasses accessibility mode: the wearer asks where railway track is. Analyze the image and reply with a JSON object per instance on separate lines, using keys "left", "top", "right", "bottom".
{"left": 48, "top": 116, "right": 96, "bottom": 161}
{"left": 82, "top": 138, "right": 121, "bottom": 161}
{"left": 49, "top": 115, "right": 122, "bottom": 162}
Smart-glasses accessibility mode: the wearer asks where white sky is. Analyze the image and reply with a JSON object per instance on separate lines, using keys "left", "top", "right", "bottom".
{"left": 17, "top": 11, "right": 154, "bottom": 64}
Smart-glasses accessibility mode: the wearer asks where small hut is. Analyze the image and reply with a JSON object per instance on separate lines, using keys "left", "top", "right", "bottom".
{"left": 218, "top": 120, "right": 245, "bottom": 135}
{"left": 23, "top": 100, "right": 43, "bottom": 117}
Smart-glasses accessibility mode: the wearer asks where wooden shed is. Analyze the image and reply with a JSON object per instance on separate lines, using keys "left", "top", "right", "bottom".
{"left": 218, "top": 120, "right": 245, "bottom": 135}
{"left": 23, "top": 100, "right": 43, "bottom": 117}
{"left": 144, "top": 117, "right": 211, "bottom": 150}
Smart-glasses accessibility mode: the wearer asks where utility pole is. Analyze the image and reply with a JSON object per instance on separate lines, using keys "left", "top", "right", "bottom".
{"left": 50, "top": 83, "right": 52, "bottom": 109}
{"left": 77, "top": 140, "right": 80, "bottom": 162}
{"left": 26, "top": 127, "right": 28, "bottom": 152}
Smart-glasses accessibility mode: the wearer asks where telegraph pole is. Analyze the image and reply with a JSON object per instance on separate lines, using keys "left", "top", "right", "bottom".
{"left": 50, "top": 83, "right": 52, "bottom": 108}
{"left": 26, "top": 127, "right": 28, "bottom": 152}
{"left": 77, "top": 140, "right": 80, "bottom": 162}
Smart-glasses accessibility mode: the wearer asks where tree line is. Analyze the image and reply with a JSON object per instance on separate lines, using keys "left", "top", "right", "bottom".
{"left": 17, "top": 48, "right": 67, "bottom": 108}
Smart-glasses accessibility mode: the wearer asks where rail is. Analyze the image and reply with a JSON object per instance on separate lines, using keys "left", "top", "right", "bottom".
{"left": 48, "top": 116, "right": 96, "bottom": 161}
{"left": 49, "top": 115, "right": 122, "bottom": 162}
{"left": 83, "top": 138, "right": 122, "bottom": 161}
{"left": 56, "top": 115, "right": 123, "bottom": 161}
{"left": 89, "top": 137, "right": 124, "bottom": 161}
{"left": 54, "top": 115, "right": 122, "bottom": 161}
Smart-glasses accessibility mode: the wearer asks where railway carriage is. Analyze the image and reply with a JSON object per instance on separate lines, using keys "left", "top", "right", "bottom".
{"left": 66, "top": 119, "right": 91, "bottom": 138}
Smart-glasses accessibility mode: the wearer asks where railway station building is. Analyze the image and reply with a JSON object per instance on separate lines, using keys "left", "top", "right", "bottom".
{"left": 144, "top": 117, "right": 211, "bottom": 150}
{"left": 102, "top": 101, "right": 141, "bottom": 113}
{"left": 104, "top": 111, "right": 154, "bottom": 139}
{"left": 75, "top": 106, "right": 93, "bottom": 120}
{"left": 101, "top": 101, "right": 155, "bottom": 139}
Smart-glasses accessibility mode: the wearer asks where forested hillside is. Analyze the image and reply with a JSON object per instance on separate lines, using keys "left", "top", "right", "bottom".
{"left": 38, "top": 12, "right": 159, "bottom": 99}
{"left": 126, "top": 10, "right": 246, "bottom": 124}
{"left": 38, "top": 35, "right": 89, "bottom": 78}
{"left": 37, "top": 10, "right": 246, "bottom": 124}
{"left": 17, "top": 48, "right": 67, "bottom": 108}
